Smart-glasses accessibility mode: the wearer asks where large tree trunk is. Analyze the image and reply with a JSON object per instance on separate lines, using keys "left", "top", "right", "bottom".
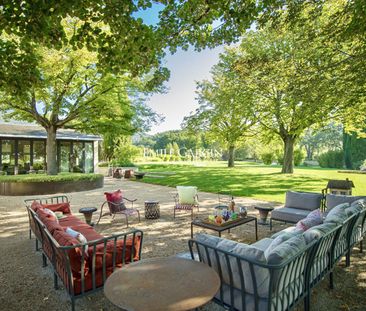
{"left": 228, "top": 145, "right": 235, "bottom": 167}
{"left": 281, "top": 136, "right": 295, "bottom": 174}
{"left": 46, "top": 126, "right": 58, "bottom": 175}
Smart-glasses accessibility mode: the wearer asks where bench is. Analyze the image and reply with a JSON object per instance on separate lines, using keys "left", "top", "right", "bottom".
{"left": 25, "top": 196, "right": 143, "bottom": 311}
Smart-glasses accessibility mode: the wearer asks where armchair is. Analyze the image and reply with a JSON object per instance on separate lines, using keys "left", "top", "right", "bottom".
{"left": 96, "top": 190, "right": 140, "bottom": 227}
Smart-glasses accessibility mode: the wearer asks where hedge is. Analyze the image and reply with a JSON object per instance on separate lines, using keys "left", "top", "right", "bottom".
{"left": 0, "top": 173, "right": 103, "bottom": 183}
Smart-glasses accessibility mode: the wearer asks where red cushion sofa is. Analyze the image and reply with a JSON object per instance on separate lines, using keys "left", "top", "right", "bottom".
{"left": 25, "top": 196, "right": 143, "bottom": 311}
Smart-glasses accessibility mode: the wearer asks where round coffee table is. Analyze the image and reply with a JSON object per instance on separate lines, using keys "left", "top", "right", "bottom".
{"left": 104, "top": 257, "right": 220, "bottom": 311}
{"left": 79, "top": 207, "right": 97, "bottom": 225}
{"left": 254, "top": 206, "right": 274, "bottom": 225}
{"left": 144, "top": 201, "right": 160, "bottom": 219}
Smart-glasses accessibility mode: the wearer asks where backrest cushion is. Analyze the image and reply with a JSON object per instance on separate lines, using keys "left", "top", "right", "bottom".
{"left": 177, "top": 186, "right": 198, "bottom": 204}
{"left": 53, "top": 229, "right": 89, "bottom": 276}
{"left": 324, "top": 203, "right": 349, "bottom": 224}
{"left": 271, "top": 226, "right": 303, "bottom": 239}
{"left": 295, "top": 209, "right": 323, "bottom": 231}
{"left": 266, "top": 235, "right": 307, "bottom": 265}
{"left": 303, "top": 222, "right": 338, "bottom": 244}
{"left": 31, "top": 200, "right": 43, "bottom": 212}
{"left": 42, "top": 202, "right": 71, "bottom": 214}
{"left": 37, "top": 207, "right": 58, "bottom": 222}
{"left": 285, "top": 191, "right": 322, "bottom": 211}
{"left": 104, "top": 190, "right": 125, "bottom": 213}
{"left": 325, "top": 194, "right": 366, "bottom": 211}
{"left": 265, "top": 230, "right": 303, "bottom": 259}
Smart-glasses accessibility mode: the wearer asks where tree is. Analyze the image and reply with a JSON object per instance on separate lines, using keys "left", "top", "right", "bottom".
{"left": 183, "top": 56, "right": 256, "bottom": 167}
{"left": 300, "top": 123, "right": 343, "bottom": 160}
{"left": 0, "top": 43, "right": 153, "bottom": 175}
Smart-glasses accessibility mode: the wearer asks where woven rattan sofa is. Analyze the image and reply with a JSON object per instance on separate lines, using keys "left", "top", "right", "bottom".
{"left": 189, "top": 198, "right": 366, "bottom": 311}
{"left": 25, "top": 196, "right": 143, "bottom": 311}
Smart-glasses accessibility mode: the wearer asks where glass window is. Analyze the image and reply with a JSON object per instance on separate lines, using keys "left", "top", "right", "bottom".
{"left": 59, "top": 141, "right": 71, "bottom": 172}
{"left": 1, "top": 140, "right": 15, "bottom": 174}
{"left": 33, "top": 141, "right": 46, "bottom": 171}
{"left": 84, "top": 142, "right": 94, "bottom": 173}
{"left": 72, "top": 142, "right": 84, "bottom": 173}
{"left": 18, "top": 140, "right": 31, "bottom": 174}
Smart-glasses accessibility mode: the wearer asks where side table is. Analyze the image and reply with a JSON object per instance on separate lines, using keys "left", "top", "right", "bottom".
{"left": 144, "top": 201, "right": 160, "bottom": 219}
{"left": 254, "top": 206, "right": 274, "bottom": 225}
{"left": 79, "top": 207, "right": 97, "bottom": 225}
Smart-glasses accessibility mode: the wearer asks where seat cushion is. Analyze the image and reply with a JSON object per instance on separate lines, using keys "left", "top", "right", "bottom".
{"left": 59, "top": 215, "right": 104, "bottom": 241}
{"left": 325, "top": 194, "right": 366, "bottom": 211}
{"left": 271, "top": 207, "right": 310, "bottom": 223}
{"left": 285, "top": 191, "right": 323, "bottom": 211}
{"left": 177, "top": 186, "right": 197, "bottom": 204}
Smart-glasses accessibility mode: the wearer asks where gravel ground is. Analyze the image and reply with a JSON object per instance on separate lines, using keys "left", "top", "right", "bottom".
{"left": 0, "top": 178, "right": 365, "bottom": 311}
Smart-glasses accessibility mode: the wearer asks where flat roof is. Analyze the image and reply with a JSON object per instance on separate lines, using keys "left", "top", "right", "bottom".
{"left": 0, "top": 123, "right": 102, "bottom": 141}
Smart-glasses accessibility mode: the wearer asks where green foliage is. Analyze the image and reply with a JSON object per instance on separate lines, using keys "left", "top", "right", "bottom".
{"left": 261, "top": 153, "right": 274, "bottom": 165}
{"left": 0, "top": 173, "right": 103, "bottom": 183}
{"left": 318, "top": 150, "right": 344, "bottom": 169}
{"left": 343, "top": 131, "right": 366, "bottom": 170}
{"left": 294, "top": 149, "right": 305, "bottom": 166}
{"left": 113, "top": 137, "right": 141, "bottom": 167}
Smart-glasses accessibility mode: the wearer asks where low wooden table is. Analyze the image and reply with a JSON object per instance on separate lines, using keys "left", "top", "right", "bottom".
{"left": 104, "top": 257, "right": 220, "bottom": 311}
{"left": 191, "top": 216, "right": 258, "bottom": 240}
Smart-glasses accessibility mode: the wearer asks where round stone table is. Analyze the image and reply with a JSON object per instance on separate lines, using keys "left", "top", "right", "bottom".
{"left": 79, "top": 207, "right": 97, "bottom": 225}
{"left": 104, "top": 257, "right": 220, "bottom": 311}
{"left": 254, "top": 206, "right": 274, "bottom": 225}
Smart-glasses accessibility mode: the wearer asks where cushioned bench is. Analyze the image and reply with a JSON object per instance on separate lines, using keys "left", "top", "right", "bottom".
{"left": 189, "top": 197, "right": 366, "bottom": 311}
{"left": 270, "top": 191, "right": 324, "bottom": 229}
{"left": 25, "top": 196, "right": 143, "bottom": 311}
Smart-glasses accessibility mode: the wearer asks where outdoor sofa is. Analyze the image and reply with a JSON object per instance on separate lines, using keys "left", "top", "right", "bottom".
{"left": 25, "top": 196, "right": 143, "bottom": 311}
{"left": 189, "top": 196, "right": 366, "bottom": 311}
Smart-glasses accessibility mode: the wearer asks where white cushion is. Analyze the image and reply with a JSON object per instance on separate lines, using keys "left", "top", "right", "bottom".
{"left": 177, "top": 186, "right": 197, "bottom": 204}
{"left": 65, "top": 227, "right": 88, "bottom": 253}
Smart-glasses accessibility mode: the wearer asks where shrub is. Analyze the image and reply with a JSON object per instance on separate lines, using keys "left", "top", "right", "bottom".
{"left": 294, "top": 149, "right": 305, "bottom": 166}
{"left": 275, "top": 150, "right": 284, "bottom": 165}
{"left": 318, "top": 150, "right": 344, "bottom": 168}
{"left": 261, "top": 152, "right": 274, "bottom": 165}
{"left": 360, "top": 159, "right": 366, "bottom": 171}
{"left": 0, "top": 173, "right": 103, "bottom": 183}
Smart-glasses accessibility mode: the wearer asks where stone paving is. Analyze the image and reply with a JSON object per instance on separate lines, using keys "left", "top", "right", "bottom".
{"left": 0, "top": 178, "right": 364, "bottom": 311}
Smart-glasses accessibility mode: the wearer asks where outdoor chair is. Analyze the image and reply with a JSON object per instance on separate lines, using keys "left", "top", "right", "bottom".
{"left": 96, "top": 189, "right": 140, "bottom": 227}
{"left": 173, "top": 186, "right": 199, "bottom": 219}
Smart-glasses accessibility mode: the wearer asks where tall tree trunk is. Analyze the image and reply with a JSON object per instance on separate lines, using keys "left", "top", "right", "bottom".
{"left": 281, "top": 136, "right": 295, "bottom": 174}
{"left": 46, "top": 126, "right": 58, "bottom": 175}
{"left": 228, "top": 145, "right": 235, "bottom": 167}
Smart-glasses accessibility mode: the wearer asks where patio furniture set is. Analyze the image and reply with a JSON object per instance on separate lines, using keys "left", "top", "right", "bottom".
{"left": 24, "top": 185, "right": 366, "bottom": 311}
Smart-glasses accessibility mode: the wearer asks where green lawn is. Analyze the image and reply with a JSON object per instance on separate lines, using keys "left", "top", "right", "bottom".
{"left": 137, "top": 162, "right": 366, "bottom": 203}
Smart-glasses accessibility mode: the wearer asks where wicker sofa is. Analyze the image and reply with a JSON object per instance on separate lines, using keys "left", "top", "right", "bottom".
{"left": 25, "top": 196, "right": 143, "bottom": 311}
{"left": 189, "top": 197, "right": 366, "bottom": 311}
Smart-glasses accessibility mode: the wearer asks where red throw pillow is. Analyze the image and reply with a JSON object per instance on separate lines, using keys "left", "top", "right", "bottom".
{"left": 42, "top": 216, "right": 64, "bottom": 234}
{"left": 42, "top": 202, "right": 71, "bottom": 214}
{"left": 37, "top": 207, "right": 58, "bottom": 222}
{"left": 31, "top": 200, "right": 43, "bottom": 212}
{"left": 104, "top": 190, "right": 125, "bottom": 213}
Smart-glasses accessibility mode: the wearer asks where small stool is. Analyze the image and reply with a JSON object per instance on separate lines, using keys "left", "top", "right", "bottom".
{"left": 79, "top": 207, "right": 97, "bottom": 225}
{"left": 144, "top": 201, "right": 160, "bottom": 219}
{"left": 254, "top": 206, "right": 274, "bottom": 225}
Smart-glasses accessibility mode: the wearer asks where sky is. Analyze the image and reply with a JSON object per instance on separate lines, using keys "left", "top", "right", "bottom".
{"left": 146, "top": 46, "right": 224, "bottom": 134}
{"left": 134, "top": 4, "right": 224, "bottom": 135}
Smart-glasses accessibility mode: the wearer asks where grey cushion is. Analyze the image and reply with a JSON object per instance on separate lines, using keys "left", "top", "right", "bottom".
{"left": 285, "top": 191, "right": 323, "bottom": 211}
{"left": 324, "top": 203, "right": 349, "bottom": 224}
{"left": 325, "top": 194, "right": 366, "bottom": 211}
{"left": 271, "top": 226, "right": 303, "bottom": 239}
{"left": 350, "top": 199, "right": 366, "bottom": 209}
{"left": 264, "top": 230, "right": 303, "bottom": 259}
{"left": 303, "top": 222, "right": 338, "bottom": 244}
{"left": 271, "top": 207, "right": 311, "bottom": 223}
{"left": 195, "top": 233, "right": 222, "bottom": 248}
{"left": 345, "top": 203, "right": 363, "bottom": 216}
{"left": 266, "top": 235, "right": 307, "bottom": 265}
{"left": 252, "top": 238, "right": 273, "bottom": 251}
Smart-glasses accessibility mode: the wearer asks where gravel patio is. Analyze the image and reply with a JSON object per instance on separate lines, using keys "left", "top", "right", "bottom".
{"left": 0, "top": 178, "right": 365, "bottom": 311}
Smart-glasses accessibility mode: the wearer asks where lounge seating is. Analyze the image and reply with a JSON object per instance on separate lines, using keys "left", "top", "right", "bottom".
{"left": 189, "top": 197, "right": 366, "bottom": 311}
{"left": 96, "top": 189, "right": 140, "bottom": 227}
{"left": 173, "top": 186, "right": 199, "bottom": 219}
{"left": 270, "top": 191, "right": 324, "bottom": 230}
{"left": 25, "top": 196, "right": 143, "bottom": 311}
